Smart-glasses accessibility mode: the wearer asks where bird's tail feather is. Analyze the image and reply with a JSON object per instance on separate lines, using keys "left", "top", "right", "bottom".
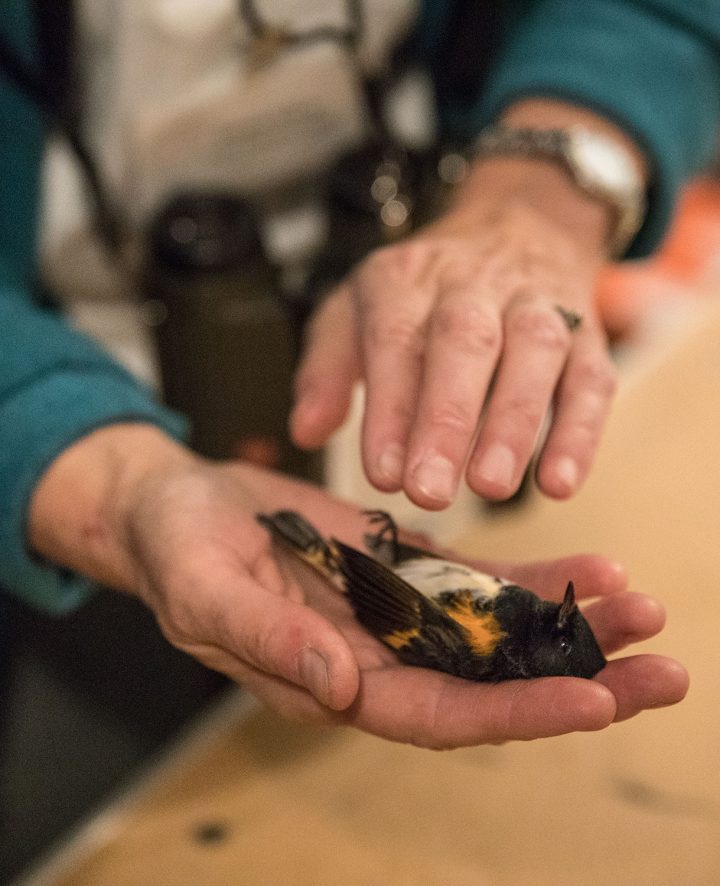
{"left": 256, "top": 510, "right": 344, "bottom": 587}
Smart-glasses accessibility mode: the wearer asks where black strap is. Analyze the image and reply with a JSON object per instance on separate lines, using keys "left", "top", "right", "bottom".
{"left": 430, "top": 0, "right": 506, "bottom": 118}
{"left": 0, "top": 3, "right": 126, "bottom": 255}
{"left": 32, "top": 0, "right": 76, "bottom": 113}
{"left": 0, "top": 28, "right": 54, "bottom": 114}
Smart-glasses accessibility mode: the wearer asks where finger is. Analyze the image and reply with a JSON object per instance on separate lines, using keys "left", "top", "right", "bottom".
{"left": 402, "top": 290, "right": 502, "bottom": 509}
{"left": 535, "top": 326, "right": 617, "bottom": 498}
{"left": 349, "top": 667, "right": 617, "bottom": 749}
{"left": 290, "top": 287, "right": 360, "bottom": 449}
{"left": 582, "top": 593, "right": 666, "bottom": 653}
{"left": 594, "top": 654, "right": 689, "bottom": 721}
{"left": 354, "top": 247, "right": 433, "bottom": 492}
{"left": 202, "top": 647, "right": 341, "bottom": 725}
{"left": 467, "top": 297, "right": 572, "bottom": 500}
{"left": 222, "top": 572, "right": 360, "bottom": 710}
{"left": 197, "top": 648, "right": 688, "bottom": 747}
{"left": 469, "top": 553, "right": 628, "bottom": 601}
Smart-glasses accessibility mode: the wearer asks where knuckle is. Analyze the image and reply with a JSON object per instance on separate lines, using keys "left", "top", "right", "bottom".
{"left": 426, "top": 399, "right": 477, "bottom": 437}
{"left": 366, "top": 312, "right": 422, "bottom": 356}
{"left": 508, "top": 304, "right": 570, "bottom": 351}
{"left": 433, "top": 301, "right": 501, "bottom": 355}
{"left": 498, "top": 394, "right": 545, "bottom": 435}
{"left": 360, "top": 241, "right": 427, "bottom": 280}
{"left": 250, "top": 617, "right": 297, "bottom": 672}
{"left": 573, "top": 356, "right": 618, "bottom": 399}
{"left": 567, "top": 414, "right": 603, "bottom": 448}
{"left": 157, "top": 591, "right": 200, "bottom": 648}
{"left": 411, "top": 686, "right": 459, "bottom": 751}
{"left": 385, "top": 397, "right": 415, "bottom": 427}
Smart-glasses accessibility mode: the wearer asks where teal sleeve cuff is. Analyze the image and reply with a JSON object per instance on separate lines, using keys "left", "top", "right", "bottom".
{"left": 471, "top": 0, "right": 720, "bottom": 257}
{"left": 0, "top": 369, "right": 188, "bottom": 614}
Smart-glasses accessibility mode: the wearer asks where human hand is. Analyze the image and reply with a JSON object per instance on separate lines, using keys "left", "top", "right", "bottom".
{"left": 239, "top": 464, "right": 687, "bottom": 748}
{"left": 29, "top": 429, "right": 686, "bottom": 749}
{"left": 292, "top": 202, "right": 612, "bottom": 508}
{"left": 291, "top": 102, "right": 647, "bottom": 508}
{"left": 55, "top": 428, "right": 361, "bottom": 712}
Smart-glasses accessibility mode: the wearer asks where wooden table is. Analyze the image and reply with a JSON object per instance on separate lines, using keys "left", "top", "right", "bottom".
{"left": 23, "top": 304, "right": 720, "bottom": 886}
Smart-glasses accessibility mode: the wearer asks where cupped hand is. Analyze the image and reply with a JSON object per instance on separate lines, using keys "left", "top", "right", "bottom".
{"left": 30, "top": 429, "right": 687, "bottom": 750}
{"left": 116, "top": 457, "right": 362, "bottom": 713}
{"left": 291, "top": 164, "right": 617, "bottom": 508}
{"left": 136, "top": 461, "right": 685, "bottom": 751}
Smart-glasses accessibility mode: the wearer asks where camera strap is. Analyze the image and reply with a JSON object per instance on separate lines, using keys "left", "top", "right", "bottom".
{"left": 0, "top": 2, "right": 127, "bottom": 255}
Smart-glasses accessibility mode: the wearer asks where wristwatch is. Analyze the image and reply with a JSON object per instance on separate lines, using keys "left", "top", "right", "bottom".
{"left": 473, "top": 124, "right": 647, "bottom": 257}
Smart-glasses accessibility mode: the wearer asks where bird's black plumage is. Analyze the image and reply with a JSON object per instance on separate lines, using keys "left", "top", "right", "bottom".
{"left": 257, "top": 509, "right": 606, "bottom": 682}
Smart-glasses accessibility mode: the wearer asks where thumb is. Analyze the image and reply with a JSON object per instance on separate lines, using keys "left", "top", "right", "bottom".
{"left": 226, "top": 575, "right": 360, "bottom": 710}
{"left": 290, "top": 286, "right": 360, "bottom": 449}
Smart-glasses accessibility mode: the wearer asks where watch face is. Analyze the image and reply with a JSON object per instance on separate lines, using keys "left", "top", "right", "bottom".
{"left": 569, "top": 128, "right": 637, "bottom": 194}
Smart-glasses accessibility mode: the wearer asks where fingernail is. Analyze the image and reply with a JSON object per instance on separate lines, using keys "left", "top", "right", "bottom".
{"left": 377, "top": 443, "right": 404, "bottom": 483}
{"left": 474, "top": 443, "right": 516, "bottom": 490}
{"left": 554, "top": 456, "right": 579, "bottom": 494}
{"left": 411, "top": 453, "right": 456, "bottom": 503}
{"left": 299, "top": 647, "right": 330, "bottom": 705}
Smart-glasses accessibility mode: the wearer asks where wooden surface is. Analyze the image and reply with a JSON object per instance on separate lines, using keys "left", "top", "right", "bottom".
{"left": 26, "top": 304, "right": 720, "bottom": 886}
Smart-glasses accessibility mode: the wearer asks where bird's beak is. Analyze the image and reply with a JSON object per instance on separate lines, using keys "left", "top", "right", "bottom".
{"left": 557, "top": 581, "right": 576, "bottom": 629}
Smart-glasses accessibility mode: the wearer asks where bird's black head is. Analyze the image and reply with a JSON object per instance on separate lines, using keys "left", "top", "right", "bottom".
{"left": 496, "top": 582, "right": 606, "bottom": 679}
{"left": 529, "top": 582, "right": 606, "bottom": 679}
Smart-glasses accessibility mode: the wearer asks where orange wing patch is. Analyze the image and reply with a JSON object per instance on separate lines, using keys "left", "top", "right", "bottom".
{"left": 289, "top": 539, "right": 346, "bottom": 590}
{"left": 442, "top": 592, "right": 506, "bottom": 656}
{"left": 382, "top": 627, "right": 421, "bottom": 650}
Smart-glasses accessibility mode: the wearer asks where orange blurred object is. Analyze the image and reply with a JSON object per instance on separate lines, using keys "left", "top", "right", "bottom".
{"left": 596, "top": 176, "right": 720, "bottom": 341}
{"left": 231, "top": 435, "right": 282, "bottom": 468}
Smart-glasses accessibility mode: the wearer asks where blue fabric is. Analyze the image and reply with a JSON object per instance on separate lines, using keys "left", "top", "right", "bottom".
{"left": 0, "top": 0, "right": 43, "bottom": 290}
{"left": 477, "top": 0, "right": 720, "bottom": 256}
{"left": 0, "top": 286, "right": 188, "bottom": 612}
{"left": 415, "top": 0, "right": 720, "bottom": 257}
{"left": 0, "top": 3, "right": 187, "bottom": 611}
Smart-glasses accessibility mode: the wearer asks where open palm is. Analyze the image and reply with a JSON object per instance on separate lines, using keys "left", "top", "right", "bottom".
{"left": 125, "top": 459, "right": 688, "bottom": 750}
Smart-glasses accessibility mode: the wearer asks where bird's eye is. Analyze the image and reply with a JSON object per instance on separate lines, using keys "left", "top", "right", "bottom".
{"left": 559, "top": 636, "right": 572, "bottom": 655}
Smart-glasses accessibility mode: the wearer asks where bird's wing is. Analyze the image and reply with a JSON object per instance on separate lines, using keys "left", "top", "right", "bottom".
{"left": 332, "top": 539, "right": 463, "bottom": 651}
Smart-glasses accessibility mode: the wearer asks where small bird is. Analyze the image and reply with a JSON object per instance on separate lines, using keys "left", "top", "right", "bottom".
{"left": 256, "top": 509, "right": 606, "bottom": 682}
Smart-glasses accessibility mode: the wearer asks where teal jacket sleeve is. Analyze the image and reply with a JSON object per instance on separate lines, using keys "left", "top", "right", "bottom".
{"left": 420, "top": 0, "right": 720, "bottom": 257}
{"left": 0, "top": 3, "right": 186, "bottom": 613}
{"left": 0, "top": 290, "right": 187, "bottom": 614}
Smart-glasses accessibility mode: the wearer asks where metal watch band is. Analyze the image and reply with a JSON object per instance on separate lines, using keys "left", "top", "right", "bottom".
{"left": 472, "top": 124, "right": 645, "bottom": 257}
{"left": 474, "top": 126, "right": 572, "bottom": 159}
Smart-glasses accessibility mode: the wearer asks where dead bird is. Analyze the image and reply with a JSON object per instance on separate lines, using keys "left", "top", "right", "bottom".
{"left": 256, "top": 509, "right": 606, "bottom": 682}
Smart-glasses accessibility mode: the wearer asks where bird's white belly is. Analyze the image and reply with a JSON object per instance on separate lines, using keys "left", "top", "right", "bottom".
{"left": 394, "top": 558, "right": 507, "bottom": 601}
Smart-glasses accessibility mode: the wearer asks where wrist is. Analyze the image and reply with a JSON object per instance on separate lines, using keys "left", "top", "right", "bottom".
{"left": 446, "top": 97, "right": 649, "bottom": 260}
{"left": 498, "top": 98, "right": 648, "bottom": 171}
{"left": 443, "top": 154, "right": 610, "bottom": 261}
{"left": 28, "top": 423, "right": 198, "bottom": 592}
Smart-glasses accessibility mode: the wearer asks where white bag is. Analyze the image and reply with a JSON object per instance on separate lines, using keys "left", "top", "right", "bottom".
{"left": 79, "top": 0, "right": 417, "bottom": 223}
